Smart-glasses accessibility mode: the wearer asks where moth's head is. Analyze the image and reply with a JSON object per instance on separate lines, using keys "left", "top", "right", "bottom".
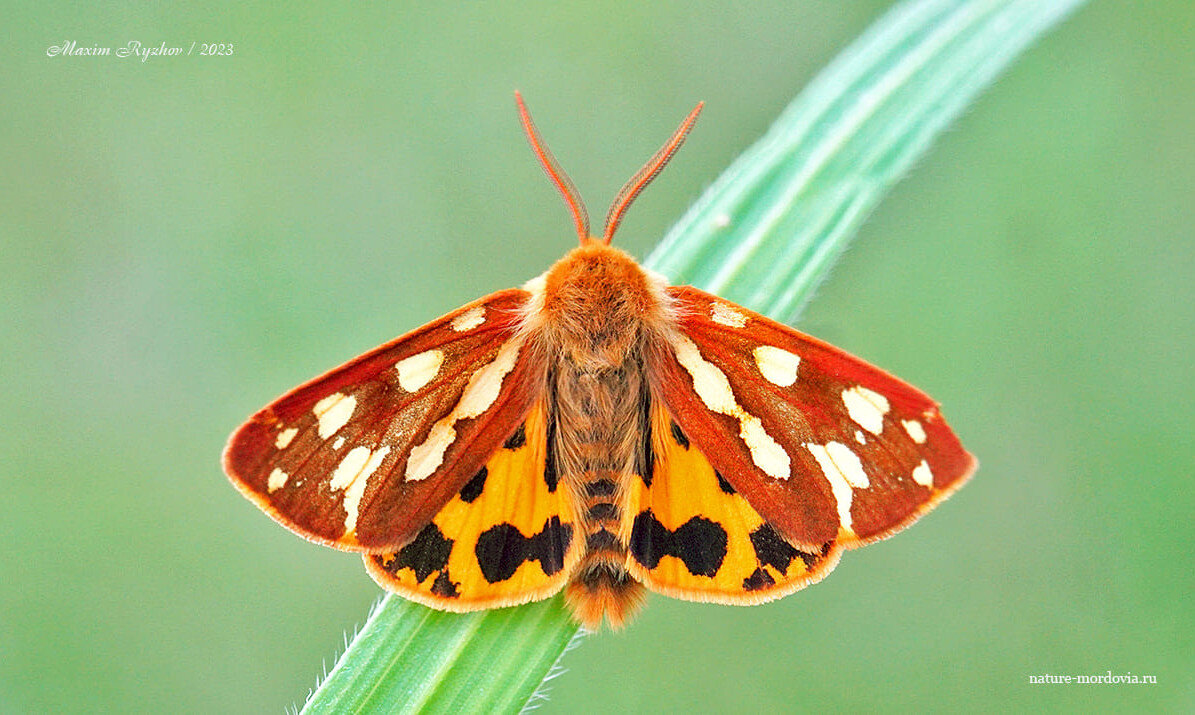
{"left": 525, "top": 240, "right": 666, "bottom": 370}
{"left": 513, "top": 93, "right": 699, "bottom": 369}
{"left": 514, "top": 91, "right": 703, "bottom": 249}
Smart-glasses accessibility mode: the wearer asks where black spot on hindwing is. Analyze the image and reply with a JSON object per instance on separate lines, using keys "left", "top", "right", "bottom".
{"left": 503, "top": 423, "right": 527, "bottom": 450}
{"left": 475, "top": 516, "right": 573, "bottom": 584}
{"left": 670, "top": 420, "right": 690, "bottom": 449}
{"left": 749, "top": 523, "right": 799, "bottom": 572}
{"left": 639, "top": 395, "right": 655, "bottom": 487}
{"left": 459, "top": 466, "right": 487, "bottom": 503}
{"left": 715, "top": 470, "right": 736, "bottom": 494}
{"left": 543, "top": 411, "right": 559, "bottom": 493}
{"left": 750, "top": 523, "right": 822, "bottom": 570}
{"left": 430, "top": 570, "right": 461, "bottom": 598}
{"left": 384, "top": 523, "right": 453, "bottom": 582}
{"left": 742, "top": 567, "right": 776, "bottom": 591}
{"left": 629, "top": 512, "right": 727, "bottom": 577}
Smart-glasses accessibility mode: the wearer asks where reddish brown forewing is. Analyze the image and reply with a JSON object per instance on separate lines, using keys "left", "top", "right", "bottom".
{"left": 649, "top": 286, "right": 976, "bottom": 551}
{"left": 224, "top": 289, "right": 541, "bottom": 552}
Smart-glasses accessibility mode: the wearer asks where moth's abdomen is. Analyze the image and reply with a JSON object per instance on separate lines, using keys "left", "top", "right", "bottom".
{"left": 549, "top": 354, "right": 651, "bottom": 629}
{"left": 563, "top": 463, "right": 645, "bottom": 629}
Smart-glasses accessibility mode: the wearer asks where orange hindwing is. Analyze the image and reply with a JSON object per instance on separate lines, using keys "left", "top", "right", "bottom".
{"left": 365, "top": 401, "right": 582, "bottom": 610}
{"left": 625, "top": 403, "right": 842, "bottom": 603}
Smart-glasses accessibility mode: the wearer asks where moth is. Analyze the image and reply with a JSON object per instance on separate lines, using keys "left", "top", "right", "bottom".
{"left": 224, "top": 93, "right": 976, "bottom": 629}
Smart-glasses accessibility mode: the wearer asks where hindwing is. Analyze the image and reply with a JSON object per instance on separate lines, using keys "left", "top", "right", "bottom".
{"left": 365, "top": 401, "right": 582, "bottom": 609}
{"left": 626, "top": 402, "right": 842, "bottom": 603}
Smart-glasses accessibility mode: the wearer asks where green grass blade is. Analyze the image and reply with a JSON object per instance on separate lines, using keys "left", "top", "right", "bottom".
{"left": 301, "top": 0, "right": 1085, "bottom": 711}
{"left": 301, "top": 596, "right": 579, "bottom": 713}
{"left": 647, "top": 0, "right": 1087, "bottom": 321}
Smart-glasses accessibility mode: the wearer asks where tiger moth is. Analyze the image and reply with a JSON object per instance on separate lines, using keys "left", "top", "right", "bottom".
{"left": 224, "top": 93, "right": 976, "bottom": 629}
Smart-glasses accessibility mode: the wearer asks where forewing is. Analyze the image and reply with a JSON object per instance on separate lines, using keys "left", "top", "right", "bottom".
{"left": 625, "top": 401, "right": 842, "bottom": 603}
{"left": 223, "top": 289, "right": 542, "bottom": 552}
{"left": 365, "top": 401, "right": 582, "bottom": 610}
{"left": 649, "top": 286, "right": 976, "bottom": 550}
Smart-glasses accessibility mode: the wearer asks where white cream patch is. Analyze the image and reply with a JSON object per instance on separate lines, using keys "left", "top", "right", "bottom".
{"left": 313, "top": 392, "right": 356, "bottom": 440}
{"left": 267, "top": 467, "right": 289, "bottom": 493}
{"left": 405, "top": 337, "right": 523, "bottom": 482}
{"left": 806, "top": 441, "right": 871, "bottom": 533}
{"left": 329, "top": 447, "right": 369, "bottom": 491}
{"left": 669, "top": 333, "right": 790, "bottom": 480}
{"left": 518, "top": 273, "right": 549, "bottom": 329}
{"left": 806, "top": 444, "right": 854, "bottom": 532}
{"left": 842, "top": 386, "right": 889, "bottom": 436}
{"left": 855, "top": 430, "right": 866, "bottom": 445}
{"left": 644, "top": 268, "right": 671, "bottom": 294}
{"left": 451, "top": 305, "right": 486, "bottom": 332}
{"left": 902, "top": 419, "right": 927, "bottom": 444}
{"left": 521, "top": 273, "right": 546, "bottom": 294}
{"left": 329, "top": 445, "right": 391, "bottom": 533}
{"left": 333, "top": 436, "right": 345, "bottom": 450}
{"left": 405, "top": 424, "right": 455, "bottom": 483}
{"left": 741, "top": 417, "right": 790, "bottom": 481}
{"left": 911, "top": 459, "right": 934, "bottom": 487}
{"left": 275, "top": 427, "right": 298, "bottom": 449}
{"left": 456, "top": 339, "right": 521, "bottom": 417}
{"left": 671, "top": 334, "right": 737, "bottom": 413}
{"left": 395, "top": 349, "right": 444, "bottom": 392}
{"left": 753, "top": 345, "right": 801, "bottom": 387}
{"left": 825, "top": 440, "right": 870, "bottom": 488}
{"left": 710, "top": 301, "right": 748, "bottom": 328}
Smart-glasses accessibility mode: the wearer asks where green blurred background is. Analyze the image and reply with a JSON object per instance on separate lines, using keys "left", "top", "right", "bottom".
{"left": 3, "top": 1, "right": 1192, "bottom": 712}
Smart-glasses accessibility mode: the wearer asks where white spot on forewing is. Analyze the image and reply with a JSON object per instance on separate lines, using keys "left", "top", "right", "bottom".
{"left": 405, "top": 337, "right": 523, "bottom": 482}
{"left": 267, "top": 468, "right": 289, "bottom": 493}
{"left": 911, "top": 459, "right": 934, "bottom": 487}
{"left": 806, "top": 441, "right": 870, "bottom": 533}
{"left": 671, "top": 334, "right": 737, "bottom": 413}
{"left": 329, "top": 447, "right": 369, "bottom": 490}
{"left": 395, "top": 349, "right": 444, "bottom": 392}
{"left": 275, "top": 427, "right": 298, "bottom": 449}
{"left": 902, "top": 419, "right": 927, "bottom": 444}
{"left": 806, "top": 444, "right": 853, "bottom": 532}
{"left": 855, "top": 430, "right": 866, "bottom": 445}
{"left": 842, "top": 386, "right": 889, "bottom": 436}
{"left": 333, "top": 437, "right": 345, "bottom": 450}
{"left": 405, "top": 423, "right": 455, "bottom": 484}
{"left": 825, "top": 441, "right": 870, "bottom": 488}
{"left": 740, "top": 417, "right": 789, "bottom": 480}
{"left": 329, "top": 445, "right": 391, "bottom": 533}
{"left": 669, "top": 333, "right": 790, "bottom": 480}
{"left": 753, "top": 346, "right": 800, "bottom": 387}
{"left": 710, "top": 301, "right": 748, "bottom": 328}
{"left": 456, "top": 338, "right": 521, "bottom": 418}
{"left": 313, "top": 393, "right": 356, "bottom": 439}
{"left": 451, "top": 305, "right": 486, "bottom": 332}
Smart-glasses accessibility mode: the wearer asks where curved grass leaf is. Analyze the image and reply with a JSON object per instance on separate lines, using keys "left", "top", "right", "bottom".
{"left": 301, "top": 0, "right": 1086, "bottom": 711}
{"left": 649, "top": 0, "right": 1087, "bottom": 318}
